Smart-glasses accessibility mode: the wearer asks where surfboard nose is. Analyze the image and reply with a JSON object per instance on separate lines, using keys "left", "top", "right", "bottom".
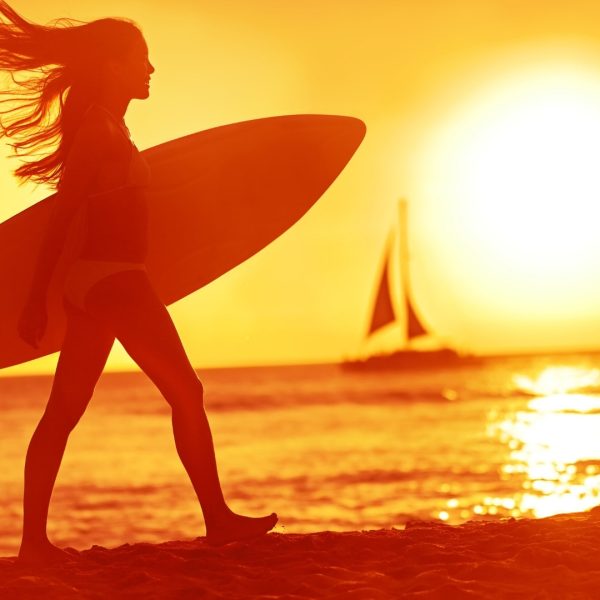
{"left": 306, "top": 114, "right": 366, "bottom": 169}
{"left": 282, "top": 113, "right": 366, "bottom": 159}
{"left": 344, "top": 115, "right": 367, "bottom": 148}
{"left": 308, "top": 114, "right": 366, "bottom": 141}
{"left": 316, "top": 114, "right": 367, "bottom": 146}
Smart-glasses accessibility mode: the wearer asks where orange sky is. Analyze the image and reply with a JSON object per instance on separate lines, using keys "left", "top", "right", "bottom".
{"left": 3, "top": 0, "right": 600, "bottom": 376}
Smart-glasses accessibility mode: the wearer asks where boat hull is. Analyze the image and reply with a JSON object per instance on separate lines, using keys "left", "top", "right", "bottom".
{"left": 341, "top": 348, "right": 483, "bottom": 371}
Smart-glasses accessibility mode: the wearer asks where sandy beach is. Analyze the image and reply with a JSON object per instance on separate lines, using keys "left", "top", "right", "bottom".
{"left": 2, "top": 508, "right": 600, "bottom": 599}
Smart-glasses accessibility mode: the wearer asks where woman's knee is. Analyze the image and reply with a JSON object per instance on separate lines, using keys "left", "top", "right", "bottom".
{"left": 163, "top": 374, "right": 204, "bottom": 410}
{"left": 41, "top": 401, "right": 88, "bottom": 433}
{"left": 43, "top": 381, "right": 94, "bottom": 431}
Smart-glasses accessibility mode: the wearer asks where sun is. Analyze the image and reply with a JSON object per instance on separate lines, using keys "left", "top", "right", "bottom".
{"left": 412, "top": 59, "right": 600, "bottom": 351}
{"left": 454, "top": 69, "right": 600, "bottom": 277}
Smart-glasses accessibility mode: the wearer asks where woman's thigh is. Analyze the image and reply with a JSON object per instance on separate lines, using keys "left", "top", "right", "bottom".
{"left": 44, "top": 303, "right": 115, "bottom": 427}
{"left": 84, "top": 270, "right": 203, "bottom": 405}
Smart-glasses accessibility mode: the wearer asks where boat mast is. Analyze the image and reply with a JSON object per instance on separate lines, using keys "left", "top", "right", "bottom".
{"left": 399, "top": 199, "right": 428, "bottom": 344}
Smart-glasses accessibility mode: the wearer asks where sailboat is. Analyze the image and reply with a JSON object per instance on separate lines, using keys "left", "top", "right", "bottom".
{"left": 343, "top": 199, "right": 478, "bottom": 370}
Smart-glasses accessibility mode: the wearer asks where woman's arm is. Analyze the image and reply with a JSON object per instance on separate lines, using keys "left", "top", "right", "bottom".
{"left": 27, "top": 112, "right": 109, "bottom": 302}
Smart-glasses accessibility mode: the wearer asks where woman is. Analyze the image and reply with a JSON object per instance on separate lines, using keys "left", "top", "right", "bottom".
{"left": 0, "top": 2, "right": 277, "bottom": 566}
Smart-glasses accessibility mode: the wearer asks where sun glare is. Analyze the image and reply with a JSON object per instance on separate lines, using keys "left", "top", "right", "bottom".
{"left": 467, "top": 77, "right": 600, "bottom": 269}
{"left": 414, "top": 59, "right": 600, "bottom": 348}
{"left": 430, "top": 66, "right": 600, "bottom": 276}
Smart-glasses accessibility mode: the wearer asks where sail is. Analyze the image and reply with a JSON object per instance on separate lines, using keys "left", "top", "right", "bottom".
{"left": 405, "top": 295, "right": 428, "bottom": 339}
{"left": 368, "top": 240, "right": 396, "bottom": 335}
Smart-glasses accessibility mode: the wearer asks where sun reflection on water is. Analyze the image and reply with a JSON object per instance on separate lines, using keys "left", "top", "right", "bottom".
{"left": 488, "top": 365, "right": 600, "bottom": 519}
{"left": 513, "top": 366, "right": 600, "bottom": 396}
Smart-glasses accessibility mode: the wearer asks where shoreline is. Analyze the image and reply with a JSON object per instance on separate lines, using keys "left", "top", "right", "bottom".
{"left": 3, "top": 509, "right": 600, "bottom": 598}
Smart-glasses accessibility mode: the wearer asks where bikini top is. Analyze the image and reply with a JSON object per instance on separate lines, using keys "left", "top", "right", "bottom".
{"left": 85, "top": 103, "right": 152, "bottom": 199}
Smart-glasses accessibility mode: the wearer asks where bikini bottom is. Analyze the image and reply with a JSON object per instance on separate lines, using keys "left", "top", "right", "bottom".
{"left": 63, "top": 258, "right": 147, "bottom": 313}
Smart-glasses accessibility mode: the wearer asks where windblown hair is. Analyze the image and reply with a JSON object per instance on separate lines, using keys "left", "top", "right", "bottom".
{"left": 0, "top": 1, "right": 142, "bottom": 188}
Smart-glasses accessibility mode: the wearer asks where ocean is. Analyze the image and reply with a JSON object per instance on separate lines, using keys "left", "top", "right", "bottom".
{"left": 2, "top": 354, "right": 600, "bottom": 557}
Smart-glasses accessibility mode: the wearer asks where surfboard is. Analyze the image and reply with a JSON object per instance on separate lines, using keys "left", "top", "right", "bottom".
{"left": 0, "top": 114, "right": 365, "bottom": 368}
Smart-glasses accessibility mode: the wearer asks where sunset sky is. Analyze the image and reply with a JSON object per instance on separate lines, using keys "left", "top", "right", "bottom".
{"left": 3, "top": 0, "right": 600, "bottom": 375}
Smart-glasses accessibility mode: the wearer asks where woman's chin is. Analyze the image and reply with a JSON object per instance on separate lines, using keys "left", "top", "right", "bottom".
{"left": 132, "top": 88, "right": 150, "bottom": 100}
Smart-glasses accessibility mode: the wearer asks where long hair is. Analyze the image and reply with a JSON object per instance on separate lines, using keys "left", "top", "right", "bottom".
{"left": 0, "top": 1, "right": 142, "bottom": 188}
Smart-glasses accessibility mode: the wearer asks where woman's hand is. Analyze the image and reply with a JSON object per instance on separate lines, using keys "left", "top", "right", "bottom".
{"left": 18, "top": 294, "right": 47, "bottom": 349}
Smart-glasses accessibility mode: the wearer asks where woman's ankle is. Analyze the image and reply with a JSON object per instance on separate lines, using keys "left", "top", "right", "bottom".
{"left": 19, "top": 534, "right": 51, "bottom": 549}
{"left": 203, "top": 505, "right": 235, "bottom": 528}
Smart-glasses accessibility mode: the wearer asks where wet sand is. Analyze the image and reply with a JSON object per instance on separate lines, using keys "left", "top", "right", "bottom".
{"left": 3, "top": 509, "right": 600, "bottom": 599}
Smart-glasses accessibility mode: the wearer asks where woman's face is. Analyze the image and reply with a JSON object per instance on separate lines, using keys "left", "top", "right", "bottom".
{"left": 109, "top": 34, "right": 155, "bottom": 100}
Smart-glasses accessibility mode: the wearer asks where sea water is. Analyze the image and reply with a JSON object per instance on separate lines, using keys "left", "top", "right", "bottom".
{"left": 2, "top": 355, "right": 600, "bottom": 556}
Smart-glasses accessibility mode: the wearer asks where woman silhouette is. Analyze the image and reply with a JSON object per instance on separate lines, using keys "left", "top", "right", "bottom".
{"left": 0, "top": 2, "right": 277, "bottom": 566}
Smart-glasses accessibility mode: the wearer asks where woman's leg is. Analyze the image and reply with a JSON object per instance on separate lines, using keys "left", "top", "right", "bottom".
{"left": 85, "top": 270, "right": 277, "bottom": 544}
{"left": 18, "top": 304, "right": 114, "bottom": 564}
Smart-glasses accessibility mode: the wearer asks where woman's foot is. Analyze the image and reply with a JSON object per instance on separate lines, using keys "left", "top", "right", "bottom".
{"left": 206, "top": 511, "right": 278, "bottom": 546}
{"left": 17, "top": 540, "right": 78, "bottom": 567}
